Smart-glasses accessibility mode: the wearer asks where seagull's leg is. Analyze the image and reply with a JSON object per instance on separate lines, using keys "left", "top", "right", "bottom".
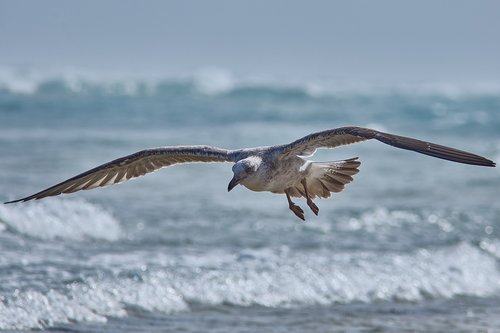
{"left": 301, "top": 179, "right": 319, "bottom": 216}
{"left": 285, "top": 189, "right": 305, "bottom": 221}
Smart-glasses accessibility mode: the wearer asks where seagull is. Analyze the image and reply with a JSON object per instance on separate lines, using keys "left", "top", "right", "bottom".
{"left": 4, "top": 126, "right": 496, "bottom": 220}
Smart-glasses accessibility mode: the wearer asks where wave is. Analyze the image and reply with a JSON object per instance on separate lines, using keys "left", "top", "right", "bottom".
{"left": 170, "top": 243, "right": 499, "bottom": 306}
{"left": 1, "top": 65, "right": 500, "bottom": 97}
{"left": 0, "top": 199, "right": 122, "bottom": 241}
{"left": 2, "top": 65, "right": 500, "bottom": 134}
{"left": 0, "top": 278, "right": 187, "bottom": 330}
{"left": 0, "top": 242, "right": 497, "bottom": 330}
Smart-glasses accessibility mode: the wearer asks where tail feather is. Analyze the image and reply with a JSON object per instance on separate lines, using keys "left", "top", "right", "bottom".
{"left": 301, "top": 157, "right": 361, "bottom": 199}
{"left": 322, "top": 175, "right": 346, "bottom": 192}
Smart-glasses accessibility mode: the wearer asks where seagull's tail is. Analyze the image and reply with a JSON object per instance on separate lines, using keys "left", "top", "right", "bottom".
{"left": 288, "top": 157, "right": 361, "bottom": 199}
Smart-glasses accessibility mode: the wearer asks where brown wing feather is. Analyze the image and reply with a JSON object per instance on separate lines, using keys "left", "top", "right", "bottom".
{"left": 5, "top": 146, "right": 233, "bottom": 203}
{"left": 279, "top": 126, "right": 495, "bottom": 167}
{"left": 279, "top": 129, "right": 368, "bottom": 158}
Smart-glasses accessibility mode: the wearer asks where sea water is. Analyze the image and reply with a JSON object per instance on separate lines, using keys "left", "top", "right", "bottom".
{"left": 0, "top": 67, "right": 499, "bottom": 332}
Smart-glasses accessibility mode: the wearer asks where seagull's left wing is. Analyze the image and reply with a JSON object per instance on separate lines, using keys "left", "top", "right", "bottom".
{"left": 5, "top": 146, "right": 234, "bottom": 203}
{"left": 277, "top": 126, "right": 496, "bottom": 167}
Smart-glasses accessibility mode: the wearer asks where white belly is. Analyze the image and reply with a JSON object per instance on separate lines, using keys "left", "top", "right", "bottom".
{"left": 240, "top": 158, "right": 310, "bottom": 193}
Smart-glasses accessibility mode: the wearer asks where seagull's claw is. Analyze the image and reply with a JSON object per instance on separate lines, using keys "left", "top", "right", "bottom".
{"left": 307, "top": 199, "right": 319, "bottom": 216}
{"left": 290, "top": 204, "right": 305, "bottom": 221}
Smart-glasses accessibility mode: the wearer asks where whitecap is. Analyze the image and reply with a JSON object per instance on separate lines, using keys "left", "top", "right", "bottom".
{"left": 169, "top": 243, "right": 500, "bottom": 307}
{"left": 0, "top": 199, "right": 122, "bottom": 241}
{"left": 0, "top": 277, "right": 187, "bottom": 330}
{"left": 1, "top": 242, "right": 498, "bottom": 330}
{"left": 2, "top": 65, "right": 500, "bottom": 98}
{"left": 193, "top": 67, "right": 235, "bottom": 95}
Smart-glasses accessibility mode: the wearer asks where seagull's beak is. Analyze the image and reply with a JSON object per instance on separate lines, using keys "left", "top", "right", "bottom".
{"left": 227, "top": 176, "right": 240, "bottom": 192}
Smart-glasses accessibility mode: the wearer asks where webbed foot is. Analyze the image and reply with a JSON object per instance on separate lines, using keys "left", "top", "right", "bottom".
{"left": 307, "top": 199, "right": 319, "bottom": 216}
{"left": 289, "top": 203, "right": 305, "bottom": 221}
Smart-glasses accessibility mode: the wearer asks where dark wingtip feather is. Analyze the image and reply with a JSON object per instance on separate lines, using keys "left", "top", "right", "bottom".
{"left": 369, "top": 130, "right": 496, "bottom": 167}
{"left": 4, "top": 199, "right": 21, "bottom": 204}
{"left": 4, "top": 196, "right": 33, "bottom": 204}
{"left": 478, "top": 158, "right": 495, "bottom": 167}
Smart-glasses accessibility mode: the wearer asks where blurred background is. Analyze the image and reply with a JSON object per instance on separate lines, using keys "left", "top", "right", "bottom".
{"left": 0, "top": 1, "right": 499, "bottom": 332}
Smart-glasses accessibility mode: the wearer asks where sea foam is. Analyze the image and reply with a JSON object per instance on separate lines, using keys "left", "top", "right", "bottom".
{"left": 0, "top": 199, "right": 122, "bottom": 241}
{"left": 1, "top": 242, "right": 498, "bottom": 330}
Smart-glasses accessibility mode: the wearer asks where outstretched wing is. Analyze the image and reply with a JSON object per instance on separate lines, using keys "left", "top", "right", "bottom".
{"left": 5, "top": 146, "right": 234, "bottom": 203}
{"left": 278, "top": 126, "right": 496, "bottom": 167}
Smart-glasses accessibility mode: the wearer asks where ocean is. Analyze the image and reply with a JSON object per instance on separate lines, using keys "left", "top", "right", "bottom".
{"left": 0, "top": 68, "right": 499, "bottom": 332}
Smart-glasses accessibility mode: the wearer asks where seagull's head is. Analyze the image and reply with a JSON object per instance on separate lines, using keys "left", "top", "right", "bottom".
{"left": 228, "top": 156, "right": 262, "bottom": 192}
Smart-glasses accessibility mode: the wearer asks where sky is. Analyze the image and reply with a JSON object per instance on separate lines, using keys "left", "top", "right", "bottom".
{"left": 1, "top": 0, "right": 500, "bottom": 83}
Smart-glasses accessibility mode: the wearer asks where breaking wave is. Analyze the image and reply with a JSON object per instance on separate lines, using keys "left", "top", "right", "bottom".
{"left": 2, "top": 66, "right": 500, "bottom": 137}
{"left": 2, "top": 66, "right": 500, "bottom": 97}
{"left": 1, "top": 242, "right": 498, "bottom": 330}
{"left": 0, "top": 199, "right": 122, "bottom": 241}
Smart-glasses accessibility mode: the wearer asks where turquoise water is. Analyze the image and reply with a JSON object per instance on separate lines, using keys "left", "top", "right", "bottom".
{"left": 0, "top": 70, "right": 499, "bottom": 332}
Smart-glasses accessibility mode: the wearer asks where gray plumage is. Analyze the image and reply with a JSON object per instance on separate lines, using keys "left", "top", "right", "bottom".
{"left": 5, "top": 126, "right": 496, "bottom": 220}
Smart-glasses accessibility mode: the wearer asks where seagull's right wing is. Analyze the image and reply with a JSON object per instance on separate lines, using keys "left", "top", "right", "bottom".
{"left": 5, "top": 146, "right": 235, "bottom": 203}
{"left": 277, "top": 126, "right": 496, "bottom": 167}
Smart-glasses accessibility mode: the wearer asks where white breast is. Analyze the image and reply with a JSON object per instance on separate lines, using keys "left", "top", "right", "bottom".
{"left": 240, "top": 157, "right": 309, "bottom": 193}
